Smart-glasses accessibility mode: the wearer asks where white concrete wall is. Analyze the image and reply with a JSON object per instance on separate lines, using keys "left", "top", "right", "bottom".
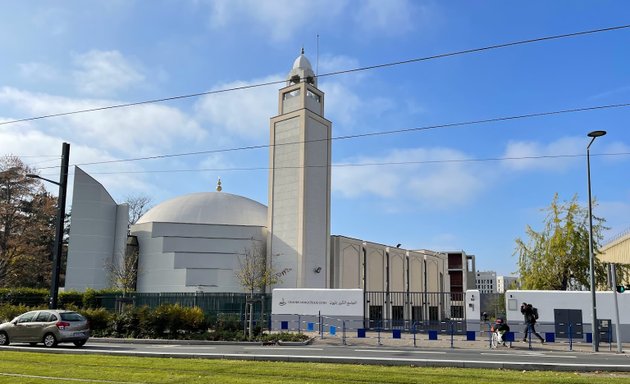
{"left": 66, "top": 166, "right": 128, "bottom": 291}
{"left": 505, "top": 290, "right": 630, "bottom": 341}
{"left": 132, "top": 222, "right": 267, "bottom": 293}
{"left": 466, "top": 290, "right": 481, "bottom": 331}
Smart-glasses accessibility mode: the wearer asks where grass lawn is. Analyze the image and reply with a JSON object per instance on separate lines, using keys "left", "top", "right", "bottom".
{"left": 0, "top": 351, "right": 629, "bottom": 383}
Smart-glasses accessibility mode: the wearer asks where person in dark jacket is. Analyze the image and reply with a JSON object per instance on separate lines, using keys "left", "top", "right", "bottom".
{"left": 521, "top": 302, "right": 544, "bottom": 343}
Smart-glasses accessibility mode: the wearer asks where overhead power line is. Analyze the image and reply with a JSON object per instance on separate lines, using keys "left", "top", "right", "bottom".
{"left": 34, "top": 100, "right": 630, "bottom": 170}
{"left": 35, "top": 152, "right": 630, "bottom": 177}
{"left": 0, "top": 24, "right": 628, "bottom": 127}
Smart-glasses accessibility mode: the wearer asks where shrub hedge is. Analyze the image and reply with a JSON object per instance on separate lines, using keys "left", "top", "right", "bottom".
{"left": 0, "top": 289, "right": 309, "bottom": 342}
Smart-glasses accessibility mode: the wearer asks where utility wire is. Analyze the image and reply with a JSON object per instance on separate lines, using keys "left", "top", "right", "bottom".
{"left": 35, "top": 152, "right": 630, "bottom": 177}
{"left": 1, "top": 24, "right": 628, "bottom": 127}
{"left": 34, "top": 101, "right": 630, "bottom": 170}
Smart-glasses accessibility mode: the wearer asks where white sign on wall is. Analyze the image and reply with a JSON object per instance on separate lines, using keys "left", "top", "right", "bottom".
{"left": 272, "top": 288, "right": 364, "bottom": 316}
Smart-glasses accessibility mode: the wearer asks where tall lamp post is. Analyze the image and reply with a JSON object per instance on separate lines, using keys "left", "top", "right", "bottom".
{"left": 26, "top": 142, "right": 70, "bottom": 309}
{"left": 586, "top": 130, "right": 605, "bottom": 352}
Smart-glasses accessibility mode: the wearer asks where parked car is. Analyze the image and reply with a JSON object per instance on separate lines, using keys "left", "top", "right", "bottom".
{"left": 0, "top": 310, "right": 90, "bottom": 347}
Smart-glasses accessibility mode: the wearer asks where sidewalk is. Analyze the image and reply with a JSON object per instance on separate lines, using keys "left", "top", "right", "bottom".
{"left": 307, "top": 331, "right": 628, "bottom": 353}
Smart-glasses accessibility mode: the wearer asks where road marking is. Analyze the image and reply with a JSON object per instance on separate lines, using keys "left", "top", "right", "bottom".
{"left": 243, "top": 347, "right": 323, "bottom": 351}
{"left": 481, "top": 352, "right": 577, "bottom": 359}
{"left": 354, "top": 349, "right": 446, "bottom": 354}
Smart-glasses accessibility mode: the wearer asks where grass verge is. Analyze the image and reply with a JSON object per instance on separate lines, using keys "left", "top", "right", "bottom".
{"left": 0, "top": 351, "right": 629, "bottom": 383}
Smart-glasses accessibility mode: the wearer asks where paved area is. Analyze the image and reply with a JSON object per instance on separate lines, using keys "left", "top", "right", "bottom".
{"left": 307, "top": 331, "right": 628, "bottom": 353}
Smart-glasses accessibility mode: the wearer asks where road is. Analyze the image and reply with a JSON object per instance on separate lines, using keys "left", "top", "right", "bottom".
{"left": 2, "top": 339, "right": 630, "bottom": 372}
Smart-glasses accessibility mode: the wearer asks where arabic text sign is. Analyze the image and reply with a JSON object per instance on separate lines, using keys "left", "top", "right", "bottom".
{"left": 272, "top": 289, "right": 364, "bottom": 316}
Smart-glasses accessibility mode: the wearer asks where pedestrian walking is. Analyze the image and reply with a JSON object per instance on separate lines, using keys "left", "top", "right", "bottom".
{"left": 520, "top": 302, "right": 545, "bottom": 343}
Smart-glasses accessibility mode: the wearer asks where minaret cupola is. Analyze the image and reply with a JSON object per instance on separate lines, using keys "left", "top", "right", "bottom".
{"left": 287, "top": 48, "right": 316, "bottom": 86}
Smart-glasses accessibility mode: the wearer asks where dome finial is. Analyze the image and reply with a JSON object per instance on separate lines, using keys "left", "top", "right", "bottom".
{"left": 301, "top": 47, "right": 304, "bottom": 55}
{"left": 216, "top": 177, "right": 222, "bottom": 192}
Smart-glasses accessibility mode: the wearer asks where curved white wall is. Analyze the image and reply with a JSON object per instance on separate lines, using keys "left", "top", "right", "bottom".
{"left": 65, "top": 166, "right": 128, "bottom": 291}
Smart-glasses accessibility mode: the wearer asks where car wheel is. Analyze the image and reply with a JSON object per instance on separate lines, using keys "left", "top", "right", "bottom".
{"left": 73, "top": 340, "right": 87, "bottom": 347}
{"left": 43, "top": 333, "right": 58, "bottom": 348}
{"left": 0, "top": 332, "right": 9, "bottom": 346}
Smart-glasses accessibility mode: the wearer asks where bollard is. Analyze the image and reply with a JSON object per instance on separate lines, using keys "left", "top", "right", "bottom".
{"left": 298, "top": 315, "right": 301, "bottom": 334}
{"left": 568, "top": 322, "right": 573, "bottom": 351}
{"left": 412, "top": 322, "right": 417, "bottom": 348}
{"left": 342, "top": 320, "right": 347, "bottom": 345}
{"left": 319, "top": 311, "right": 323, "bottom": 339}
{"left": 449, "top": 321, "right": 454, "bottom": 349}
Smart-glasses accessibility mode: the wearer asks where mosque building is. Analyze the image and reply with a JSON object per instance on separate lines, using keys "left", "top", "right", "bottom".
{"left": 65, "top": 51, "right": 475, "bottom": 323}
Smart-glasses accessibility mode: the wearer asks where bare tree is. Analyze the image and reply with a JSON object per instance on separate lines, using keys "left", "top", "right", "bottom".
{"left": 106, "top": 248, "right": 139, "bottom": 295}
{"left": 235, "top": 240, "right": 290, "bottom": 339}
{"left": 125, "top": 194, "right": 152, "bottom": 226}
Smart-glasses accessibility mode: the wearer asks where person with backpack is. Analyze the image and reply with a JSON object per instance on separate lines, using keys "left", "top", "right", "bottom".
{"left": 520, "top": 302, "right": 545, "bottom": 343}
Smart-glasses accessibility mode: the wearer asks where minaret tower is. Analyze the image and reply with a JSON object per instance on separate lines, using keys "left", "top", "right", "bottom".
{"left": 268, "top": 50, "right": 331, "bottom": 288}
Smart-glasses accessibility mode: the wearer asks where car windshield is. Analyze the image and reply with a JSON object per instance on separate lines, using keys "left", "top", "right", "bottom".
{"left": 60, "top": 312, "right": 86, "bottom": 322}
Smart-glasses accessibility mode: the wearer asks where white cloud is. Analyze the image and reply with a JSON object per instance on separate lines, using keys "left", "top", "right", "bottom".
{"left": 194, "top": 75, "right": 281, "bottom": 142}
{"left": 73, "top": 50, "right": 145, "bottom": 96}
{"left": 207, "top": 0, "right": 347, "bottom": 42}
{"left": 333, "top": 147, "right": 486, "bottom": 209}
{"left": 321, "top": 81, "right": 362, "bottom": 128}
{"left": 589, "top": 85, "right": 630, "bottom": 100}
{"left": 353, "top": 0, "right": 421, "bottom": 36}
{"left": 502, "top": 136, "right": 583, "bottom": 172}
{"left": 317, "top": 54, "right": 396, "bottom": 131}
{"left": 18, "top": 62, "right": 60, "bottom": 83}
{"left": 0, "top": 87, "right": 205, "bottom": 155}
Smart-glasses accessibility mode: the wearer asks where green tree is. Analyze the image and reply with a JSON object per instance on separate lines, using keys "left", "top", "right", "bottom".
{"left": 235, "top": 240, "right": 290, "bottom": 339}
{"left": 514, "top": 193, "right": 608, "bottom": 291}
{"left": 0, "top": 156, "right": 57, "bottom": 288}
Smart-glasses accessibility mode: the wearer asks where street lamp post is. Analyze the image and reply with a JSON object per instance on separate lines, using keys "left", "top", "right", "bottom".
{"left": 26, "top": 142, "right": 70, "bottom": 309}
{"left": 586, "top": 130, "right": 606, "bottom": 352}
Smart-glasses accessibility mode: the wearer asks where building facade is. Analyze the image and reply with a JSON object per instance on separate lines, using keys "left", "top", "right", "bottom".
{"left": 475, "top": 270, "right": 497, "bottom": 294}
{"left": 65, "top": 52, "right": 474, "bottom": 316}
{"left": 496, "top": 275, "right": 518, "bottom": 293}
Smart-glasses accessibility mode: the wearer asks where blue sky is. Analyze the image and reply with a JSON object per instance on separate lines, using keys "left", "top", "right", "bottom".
{"left": 1, "top": 1, "right": 629, "bottom": 276}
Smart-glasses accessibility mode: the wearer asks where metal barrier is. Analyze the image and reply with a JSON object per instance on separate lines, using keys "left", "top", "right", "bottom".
{"left": 271, "top": 316, "right": 615, "bottom": 351}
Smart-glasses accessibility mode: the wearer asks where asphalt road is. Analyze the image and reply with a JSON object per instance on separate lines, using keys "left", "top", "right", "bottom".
{"left": 2, "top": 338, "right": 630, "bottom": 372}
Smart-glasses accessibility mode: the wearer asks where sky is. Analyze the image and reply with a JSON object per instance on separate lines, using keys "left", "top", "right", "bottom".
{"left": 1, "top": 1, "right": 629, "bottom": 277}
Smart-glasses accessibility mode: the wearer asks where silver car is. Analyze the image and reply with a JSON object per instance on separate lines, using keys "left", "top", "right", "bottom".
{"left": 0, "top": 310, "right": 90, "bottom": 347}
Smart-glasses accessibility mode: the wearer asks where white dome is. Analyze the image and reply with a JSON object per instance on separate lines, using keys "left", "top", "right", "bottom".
{"left": 292, "top": 54, "right": 313, "bottom": 72}
{"left": 287, "top": 50, "right": 317, "bottom": 86}
{"left": 137, "top": 192, "right": 267, "bottom": 227}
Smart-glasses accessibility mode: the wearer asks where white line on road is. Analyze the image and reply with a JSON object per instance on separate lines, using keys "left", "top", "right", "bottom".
{"left": 354, "top": 349, "right": 446, "bottom": 354}
{"left": 481, "top": 352, "right": 577, "bottom": 359}
{"left": 243, "top": 347, "right": 323, "bottom": 351}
